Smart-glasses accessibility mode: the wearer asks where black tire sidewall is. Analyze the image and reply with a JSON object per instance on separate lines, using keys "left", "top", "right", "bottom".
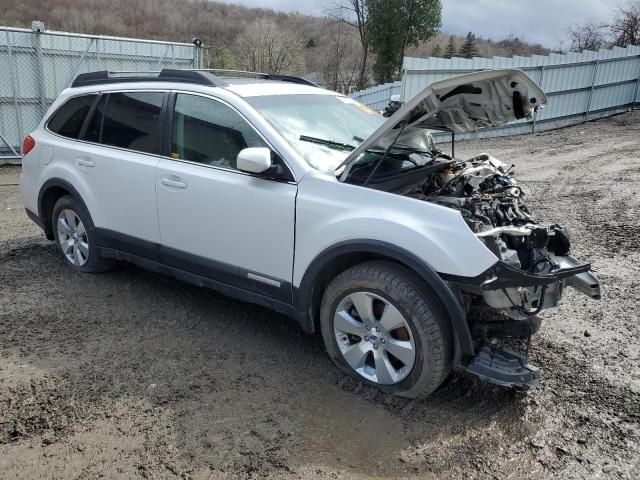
{"left": 51, "top": 195, "right": 103, "bottom": 273}
{"left": 320, "top": 262, "right": 451, "bottom": 398}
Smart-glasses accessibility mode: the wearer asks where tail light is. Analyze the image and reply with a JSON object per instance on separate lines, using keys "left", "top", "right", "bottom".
{"left": 22, "top": 135, "right": 35, "bottom": 155}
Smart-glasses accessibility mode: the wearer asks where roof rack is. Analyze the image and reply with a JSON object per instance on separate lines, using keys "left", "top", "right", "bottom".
{"left": 177, "top": 69, "right": 319, "bottom": 87}
{"left": 71, "top": 68, "right": 319, "bottom": 89}
{"left": 71, "top": 69, "right": 226, "bottom": 88}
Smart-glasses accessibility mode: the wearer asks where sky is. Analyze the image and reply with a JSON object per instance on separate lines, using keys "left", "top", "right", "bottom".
{"left": 219, "top": 0, "right": 618, "bottom": 48}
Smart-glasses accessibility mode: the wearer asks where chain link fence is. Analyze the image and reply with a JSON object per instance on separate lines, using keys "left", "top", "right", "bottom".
{"left": 0, "top": 25, "right": 203, "bottom": 162}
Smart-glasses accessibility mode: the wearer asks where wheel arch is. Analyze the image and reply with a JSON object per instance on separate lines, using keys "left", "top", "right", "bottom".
{"left": 38, "top": 178, "right": 91, "bottom": 240}
{"left": 294, "top": 240, "right": 474, "bottom": 366}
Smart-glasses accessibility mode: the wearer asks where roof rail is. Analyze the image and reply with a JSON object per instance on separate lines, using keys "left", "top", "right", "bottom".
{"left": 186, "top": 69, "right": 319, "bottom": 87}
{"left": 71, "top": 68, "right": 319, "bottom": 89}
{"left": 71, "top": 69, "right": 226, "bottom": 88}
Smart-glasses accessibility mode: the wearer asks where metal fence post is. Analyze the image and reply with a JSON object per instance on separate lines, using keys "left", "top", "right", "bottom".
{"left": 156, "top": 44, "right": 170, "bottom": 69}
{"left": 6, "top": 30, "right": 23, "bottom": 144}
{"left": 96, "top": 37, "right": 100, "bottom": 69}
{"left": 585, "top": 60, "right": 600, "bottom": 120}
{"left": 532, "top": 65, "right": 545, "bottom": 133}
{"left": 33, "top": 30, "right": 47, "bottom": 118}
{"left": 632, "top": 55, "right": 640, "bottom": 110}
{"left": 192, "top": 45, "right": 199, "bottom": 69}
{"left": 65, "top": 38, "right": 94, "bottom": 88}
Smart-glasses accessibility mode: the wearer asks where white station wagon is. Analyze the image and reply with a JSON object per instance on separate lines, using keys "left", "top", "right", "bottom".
{"left": 20, "top": 68, "right": 600, "bottom": 398}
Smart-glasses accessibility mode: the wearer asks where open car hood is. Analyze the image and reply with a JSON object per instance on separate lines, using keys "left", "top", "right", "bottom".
{"left": 337, "top": 69, "right": 547, "bottom": 174}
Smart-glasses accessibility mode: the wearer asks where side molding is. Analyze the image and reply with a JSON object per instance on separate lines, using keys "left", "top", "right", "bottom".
{"left": 295, "top": 240, "right": 475, "bottom": 365}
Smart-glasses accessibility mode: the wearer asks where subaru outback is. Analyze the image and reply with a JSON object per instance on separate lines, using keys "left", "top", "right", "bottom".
{"left": 20, "top": 68, "right": 600, "bottom": 398}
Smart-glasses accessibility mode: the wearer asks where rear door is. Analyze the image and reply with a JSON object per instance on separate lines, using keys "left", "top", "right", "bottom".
{"left": 155, "top": 92, "right": 297, "bottom": 301}
{"left": 76, "top": 91, "right": 166, "bottom": 247}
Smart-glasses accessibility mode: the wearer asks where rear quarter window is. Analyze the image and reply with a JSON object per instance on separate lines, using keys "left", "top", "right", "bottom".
{"left": 48, "top": 95, "right": 97, "bottom": 138}
{"left": 99, "top": 92, "right": 165, "bottom": 154}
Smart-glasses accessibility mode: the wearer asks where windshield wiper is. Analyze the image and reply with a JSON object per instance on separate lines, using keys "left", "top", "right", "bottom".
{"left": 299, "top": 135, "right": 356, "bottom": 151}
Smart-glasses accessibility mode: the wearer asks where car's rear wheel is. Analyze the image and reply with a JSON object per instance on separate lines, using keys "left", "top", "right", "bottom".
{"left": 52, "top": 195, "right": 113, "bottom": 273}
{"left": 320, "top": 261, "right": 452, "bottom": 399}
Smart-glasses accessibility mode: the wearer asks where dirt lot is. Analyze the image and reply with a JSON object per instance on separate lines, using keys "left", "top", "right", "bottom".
{"left": 1, "top": 112, "right": 639, "bottom": 479}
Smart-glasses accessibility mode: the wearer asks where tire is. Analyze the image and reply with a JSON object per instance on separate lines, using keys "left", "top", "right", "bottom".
{"left": 52, "top": 195, "right": 113, "bottom": 273}
{"left": 320, "top": 260, "right": 452, "bottom": 399}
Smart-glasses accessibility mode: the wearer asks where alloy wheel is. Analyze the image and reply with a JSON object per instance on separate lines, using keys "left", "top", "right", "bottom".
{"left": 333, "top": 291, "right": 416, "bottom": 385}
{"left": 56, "top": 209, "right": 89, "bottom": 266}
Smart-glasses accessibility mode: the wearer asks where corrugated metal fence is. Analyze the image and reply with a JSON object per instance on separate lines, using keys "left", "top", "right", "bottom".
{"left": 352, "top": 45, "right": 640, "bottom": 141}
{"left": 350, "top": 81, "right": 402, "bottom": 111}
{"left": 0, "top": 26, "right": 202, "bottom": 161}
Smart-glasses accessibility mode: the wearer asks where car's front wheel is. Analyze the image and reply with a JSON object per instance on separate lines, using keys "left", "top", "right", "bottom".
{"left": 320, "top": 261, "right": 452, "bottom": 399}
{"left": 52, "top": 195, "right": 113, "bottom": 273}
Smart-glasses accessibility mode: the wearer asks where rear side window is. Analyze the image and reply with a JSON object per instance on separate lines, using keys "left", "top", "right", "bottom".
{"left": 48, "top": 95, "right": 97, "bottom": 138}
{"left": 98, "top": 92, "right": 164, "bottom": 154}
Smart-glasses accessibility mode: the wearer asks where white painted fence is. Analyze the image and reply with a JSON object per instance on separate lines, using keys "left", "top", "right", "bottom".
{"left": 349, "top": 81, "right": 401, "bottom": 111}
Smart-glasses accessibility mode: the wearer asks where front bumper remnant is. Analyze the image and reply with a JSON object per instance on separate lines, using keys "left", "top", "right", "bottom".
{"left": 464, "top": 342, "right": 542, "bottom": 389}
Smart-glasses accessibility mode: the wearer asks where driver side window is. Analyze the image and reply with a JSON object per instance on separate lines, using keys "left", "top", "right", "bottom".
{"left": 171, "top": 94, "right": 266, "bottom": 170}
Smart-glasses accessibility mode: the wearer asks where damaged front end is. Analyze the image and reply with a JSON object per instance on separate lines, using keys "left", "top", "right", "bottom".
{"left": 435, "top": 153, "right": 601, "bottom": 318}
{"left": 336, "top": 69, "right": 601, "bottom": 389}
{"left": 432, "top": 154, "right": 601, "bottom": 389}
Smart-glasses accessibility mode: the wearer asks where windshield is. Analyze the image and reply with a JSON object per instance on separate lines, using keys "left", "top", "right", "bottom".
{"left": 245, "top": 94, "right": 385, "bottom": 171}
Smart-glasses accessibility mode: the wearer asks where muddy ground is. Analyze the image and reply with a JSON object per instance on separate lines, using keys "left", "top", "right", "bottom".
{"left": 1, "top": 111, "right": 639, "bottom": 479}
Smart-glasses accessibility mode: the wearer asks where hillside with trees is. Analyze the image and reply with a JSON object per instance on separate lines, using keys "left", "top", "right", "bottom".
{"left": 567, "top": 1, "right": 640, "bottom": 51}
{"left": 0, "top": 0, "right": 552, "bottom": 91}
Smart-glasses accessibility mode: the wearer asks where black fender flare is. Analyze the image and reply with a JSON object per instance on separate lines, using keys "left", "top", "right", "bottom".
{"left": 37, "top": 178, "right": 92, "bottom": 239}
{"left": 295, "top": 240, "right": 475, "bottom": 366}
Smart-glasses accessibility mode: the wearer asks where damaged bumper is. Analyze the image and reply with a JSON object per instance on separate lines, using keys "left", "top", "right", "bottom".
{"left": 446, "top": 255, "right": 600, "bottom": 318}
{"left": 443, "top": 255, "right": 600, "bottom": 389}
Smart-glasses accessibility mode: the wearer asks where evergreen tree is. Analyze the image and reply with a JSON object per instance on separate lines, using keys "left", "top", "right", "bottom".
{"left": 459, "top": 32, "right": 479, "bottom": 58}
{"left": 444, "top": 35, "right": 457, "bottom": 58}
{"left": 306, "top": 38, "right": 316, "bottom": 48}
{"left": 431, "top": 43, "right": 442, "bottom": 57}
{"left": 215, "top": 47, "right": 235, "bottom": 69}
{"left": 368, "top": 0, "right": 442, "bottom": 83}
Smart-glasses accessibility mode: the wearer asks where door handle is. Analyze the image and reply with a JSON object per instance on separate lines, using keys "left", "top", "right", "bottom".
{"left": 160, "top": 177, "right": 187, "bottom": 189}
{"left": 75, "top": 159, "right": 94, "bottom": 168}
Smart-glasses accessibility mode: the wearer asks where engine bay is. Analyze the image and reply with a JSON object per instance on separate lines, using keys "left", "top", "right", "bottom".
{"left": 409, "top": 153, "right": 572, "bottom": 270}
{"left": 344, "top": 147, "right": 600, "bottom": 321}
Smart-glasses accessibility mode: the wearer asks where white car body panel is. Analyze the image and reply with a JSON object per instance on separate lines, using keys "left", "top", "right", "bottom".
{"left": 156, "top": 157, "right": 296, "bottom": 282}
{"left": 293, "top": 170, "right": 498, "bottom": 286}
{"left": 21, "top": 130, "right": 160, "bottom": 244}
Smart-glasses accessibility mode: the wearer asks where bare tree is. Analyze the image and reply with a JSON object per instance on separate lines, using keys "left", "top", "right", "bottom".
{"left": 496, "top": 33, "right": 529, "bottom": 57}
{"left": 234, "top": 19, "right": 303, "bottom": 74}
{"left": 329, "top": 0, "right": 370, "bottom": 89}
{"left": 610, "top": 1, "right": 640, "bottom": 46}
{"left": 318, "top": 22, "right": 362, "bottom": 93}
{"left": 568, "top": 21, "right": 607, "bottom": 52}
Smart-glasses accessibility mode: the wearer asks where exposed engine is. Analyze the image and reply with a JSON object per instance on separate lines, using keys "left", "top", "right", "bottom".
{"left": 415, "top": 154, "right": 569, "bottom": 268}
{"left": 405, "top": 153, "right": 597, "bottom": 320}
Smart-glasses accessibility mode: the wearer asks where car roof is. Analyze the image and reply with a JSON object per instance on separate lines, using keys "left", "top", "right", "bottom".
{"left": 68, "top": 69, "right": 338, "bottom": 98}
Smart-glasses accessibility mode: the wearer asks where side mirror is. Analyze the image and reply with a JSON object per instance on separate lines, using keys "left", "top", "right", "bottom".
{"left": 237, "top": 147, "right": 272, "bottom": 174}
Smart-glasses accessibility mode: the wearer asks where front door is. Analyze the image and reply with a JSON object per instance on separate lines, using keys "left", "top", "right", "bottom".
{"left": 155, "top": 93, "right": 297, "bottom": 302}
